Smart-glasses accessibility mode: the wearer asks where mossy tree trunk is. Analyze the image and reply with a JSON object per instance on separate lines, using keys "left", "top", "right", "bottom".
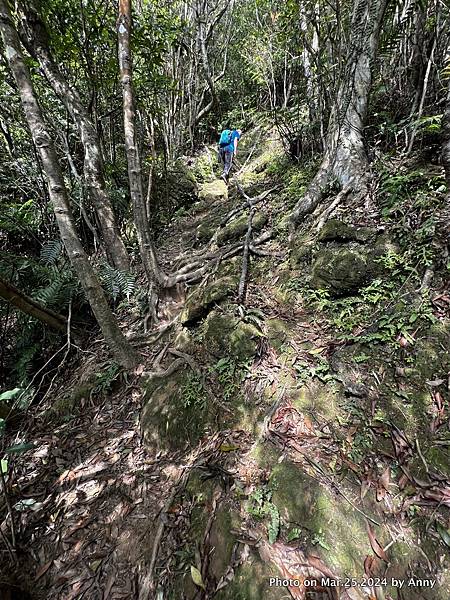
{"left": 18, "top": 3, "right": 130, "bottom": 272}
{"left": 290, "top": 0, "right": 388, "bottom": 228}
{"left": 0, "top": 0, "right": 139, "bottom": 369}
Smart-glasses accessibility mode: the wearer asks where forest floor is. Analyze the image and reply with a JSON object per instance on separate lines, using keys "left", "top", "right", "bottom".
{"left": 3, "top": 128, "right": 450, "bottom": 600}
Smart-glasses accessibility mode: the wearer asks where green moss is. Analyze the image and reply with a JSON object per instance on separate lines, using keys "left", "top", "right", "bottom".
{"left": 215, "top": 554, "right": 281, "bottom": 600}
{"left": 318, "top": 219, "right": 377, "bottom": 243}
{"left": 141, "top": 367, "right": 212, "bottom": 451}
{"left": 198, "top": 179, "right": 228, "bottom": 202}
{"left": 181, "top": 276, "right": 238, "bottom": 324}
{"left": 266, "top": 318, "right": 293, "bottom": 352}
{"left": 203, "top": 311, "right": 260, "bottom": 361}
{"left": 51, "top": 382, "right": 95, "bottom": 419}
{"left": 311, "top": 247, "right": 370, "bottom": 296}
{"left": 217, "top": 212, "right": 267, "bottom": 245}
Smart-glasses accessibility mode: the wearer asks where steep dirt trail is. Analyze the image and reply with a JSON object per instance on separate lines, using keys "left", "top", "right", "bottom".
{"left": 5, "top": 133, "right": 450, "bottom": 600}
{"left": 3, "top": 150, "right": 284, "bottom": 598}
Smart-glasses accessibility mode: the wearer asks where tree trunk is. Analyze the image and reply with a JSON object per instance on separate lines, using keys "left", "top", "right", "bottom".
{"left": 117, "top": 0, "right": 165, "bottom": 286}
{"left": 443, "top": 84, "right": 450, "bottom": 187}
{"left": 0, "top": 0, "right": 139, "bottom": 369}
{"left": 0, "top": 276, "right": 67, "bottom": 334}
{"left": 18, "top": 3, "right": 130, "bottom": 272}
{"left": 291, "top": 0, "right": 388, "bottom": 227}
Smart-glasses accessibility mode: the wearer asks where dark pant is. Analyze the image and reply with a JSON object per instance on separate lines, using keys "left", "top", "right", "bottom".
{"left": 219, "top": 148, "right": 233, "bottom": 179}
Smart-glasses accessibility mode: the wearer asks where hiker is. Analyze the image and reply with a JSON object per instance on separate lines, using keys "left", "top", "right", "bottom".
{"left": 218, "top": 125, "right": 241, "bottom": 183}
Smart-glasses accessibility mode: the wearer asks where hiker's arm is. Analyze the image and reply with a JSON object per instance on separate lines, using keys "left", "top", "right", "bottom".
{"left": 234, "top": 137, "right": 238, "bottom": 154}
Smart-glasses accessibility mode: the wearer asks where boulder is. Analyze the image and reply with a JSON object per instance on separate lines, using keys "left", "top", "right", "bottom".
{"left": 311, "top": 233, "right": 398, "bottom": 296}
{"left": 311, "top": 247, "right": 371, "bottom": 295}
{"left": 318, "top": 219, "right": 377, "bottom": 243}
{"left": 203, "top": 311, "right": 260, "bottom": 361}
{"left": 217, "top": 212, "right": 267, "bottom": 246}
{"left": 198, "top": 179, "right": 228, "bottom": 202}
{"left": 181, "top": 276, "right": 238, "bottom": 325}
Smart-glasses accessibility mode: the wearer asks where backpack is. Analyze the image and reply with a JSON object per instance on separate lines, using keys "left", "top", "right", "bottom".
{"left": 219, "top": 129, "right": 233, "bottom": 148}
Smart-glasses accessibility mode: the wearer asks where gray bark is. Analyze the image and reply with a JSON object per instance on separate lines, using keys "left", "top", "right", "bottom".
{"left": 18, "top": 3, "right": 130, "bottom": 272}
{"left": 291, "top": 0, "right": 388, "bottom": 227}
{"left": 117, "top": 0, "right": 165, "bottom": 286}
{"left": 0, "top": 0, "right": 139, "bottom": 368}
{"left": 443, "top": 84, "right": 450, "bottom": 187}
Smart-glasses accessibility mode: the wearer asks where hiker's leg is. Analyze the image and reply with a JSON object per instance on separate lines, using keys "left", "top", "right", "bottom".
{"left": 224, "top": 151, "right": 233, "bottom": 180}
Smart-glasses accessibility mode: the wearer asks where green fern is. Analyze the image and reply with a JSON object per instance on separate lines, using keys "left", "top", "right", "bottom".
{"left": 99, "top": 262, "right": 136, "bottom": 301}
{"left": 40, "top": 240, "right": 63, "bottom": 265}
{"left": 33, "top": 267, "right": 79, "bottom": 310}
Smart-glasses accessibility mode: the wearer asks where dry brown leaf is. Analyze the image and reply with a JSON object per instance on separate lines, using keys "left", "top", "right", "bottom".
{"left": 367, "top": 524, "right": 388, "bottom": 561}
{"left": 379, "top": 467, "right": 390, "bottom": 491}
{"left": 34, "top": 560, "right": 53, "bottom": 582}
{"left": 360, "top": 480, "right": 371, "bottom": 500}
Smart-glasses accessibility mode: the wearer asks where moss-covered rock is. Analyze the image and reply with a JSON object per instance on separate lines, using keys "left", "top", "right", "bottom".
{"left": 199, "top": 179, "right": 228, "bottom": 202}
{"left": 318, "top": 219, "right": 377, "bottom": 243}
{"left": 141, "top": 367, "right": 213, "bottom": 451}
{"left": 181, "top": 276, "right": 238, "bottom": 325}
{"left": 51, "top": 382, "right": 96, "bottom": 419}
{"left": 266, "top": 318, "right": 293, "bottom": 352}
{"left": 203, "top": 311, "right": 260, "bottom": 361}
{"left": 253, "top": 446, "right": 375, "bottom": 578}
{"left": 217, "top": 212, "right": 268, "bottom": 246}
{"left": 311, "top": 247, "right": 370, "bottom": 295}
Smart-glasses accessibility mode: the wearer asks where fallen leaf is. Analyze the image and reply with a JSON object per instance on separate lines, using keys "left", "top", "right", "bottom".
{"left": 361, "top": 480, "right": 371, "bottom": 500}
{"left": 436, "top": 522, "right": 450, "bottom": 548}
{"left": 308, "top": 347, "right": 326, "bottom": 355}
{"left": 34, "top": 560, "right": 53, "bottom": 581}
{"left": 367, "top": 524, "right": 388, "bottom": 561}
{"left": 190, "top": 565, "right": 206, "bottom": 590}
{"left": 379, "top": 467, "right": 390, "bottom": 492}
{"left": 219, "top": 444, "right": 239, "bottom": 452}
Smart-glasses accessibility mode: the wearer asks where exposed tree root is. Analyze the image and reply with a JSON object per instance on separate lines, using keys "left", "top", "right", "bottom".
{"left": 238, "top": 207, "right": 255, "bottom": 303}
{"left": 315, "top": 186, "right": 351, "bottom": 232}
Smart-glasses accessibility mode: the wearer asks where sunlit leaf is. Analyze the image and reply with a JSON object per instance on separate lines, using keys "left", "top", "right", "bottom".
{"left": 190, "top": 565, "right": 206, "bottom": 590}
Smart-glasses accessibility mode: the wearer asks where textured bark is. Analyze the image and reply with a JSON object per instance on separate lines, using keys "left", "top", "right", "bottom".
{"left": 117, "top": 0, "right": 165, "bottom": 286}
{"left": 0, "top": 0, "right": 139, "bottom": 368}
{"left": 18, "top": 3, "right": 130, "bottom": 272}
{"left": 0, "top": 276, "right": 67, "bottom": 334}
{"left": 291, "top": 0, "right": 388, "bottom": 227}
{"left": 443, "top": 84, "right": 450, "bottom": 187}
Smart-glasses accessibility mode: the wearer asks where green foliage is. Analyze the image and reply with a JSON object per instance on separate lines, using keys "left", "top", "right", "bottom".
{"left": 181, "top": 372, "right": 207, "bottom": 411}
{"left": 210, "top": 357, "right": 246, "bottom": 403}
{"left": 92, "top": 363, "right": 122, "bottom": 397}
{"left": 247, "top": 485, "right": 280, "bottom": 544}
{"left": 40, "top": 240, "right": 63, "bottom": 265}
{"left": 300, "top": 249, "right": 436, "bottom": 346}
{"left": 33, "top": 267, "right": 79, "bottom": 311}
{"left": 378, "top": 165, "right": 446, "bottom": 269}
{"left": 294, "top": 356, "right": 333, "bottom": 384}
{"left": 98, "top": 262, "right": 136, "bottom": 302}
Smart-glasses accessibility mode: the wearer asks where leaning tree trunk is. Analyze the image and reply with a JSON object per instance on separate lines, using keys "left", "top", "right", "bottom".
{"left": 0, "top": 276, "right": 68, "bottom": 334}
{"left": 442, "top": 83, "right": 450, "bottom": 186}
{"left": 291, "top": 0, "right": 388, "bottom": 227}
{"left": 117, "top": 0, "right": 165, "bottom": 286}
{"left": 0, "top": 0, "right": 139, "bottom": 369}
{"left": 18, "top": 3, "right": 130, "bottom": 272}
